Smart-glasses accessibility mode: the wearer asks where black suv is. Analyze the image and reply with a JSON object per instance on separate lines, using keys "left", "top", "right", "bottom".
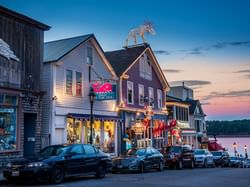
{"left": 211, "top": 151, "right": 230, "bottom": 167}
{"left": 161, "top": 145, "right": 195, "bottom": 169}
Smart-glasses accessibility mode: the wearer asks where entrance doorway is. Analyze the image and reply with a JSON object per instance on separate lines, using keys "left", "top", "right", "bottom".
{"left": 23, "top": 113, "right": 36, "bottom": 157}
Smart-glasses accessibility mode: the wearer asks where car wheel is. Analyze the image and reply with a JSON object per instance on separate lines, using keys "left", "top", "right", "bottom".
{"left": 51, "top": 165, "right": 65, "bottom": 184}
{"left": 96, "top": 163, "right": 106, "bottom": 178}
{"left": 158, "top": 161, "right": 164, "bottom": 171}
{"left": 177, "top": 160, "right": 183, "bottom": 170}
{"left": 139, "top": 162, "right": 145, "bottom": 173}
{"left": 203, "top": 160, "right": 208, "bottom": 168}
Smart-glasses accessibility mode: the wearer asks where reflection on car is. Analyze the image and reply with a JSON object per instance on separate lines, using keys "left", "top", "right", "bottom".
{"left": 194, "top": 149, "right": 214, "bottom": 168}
{"left": 3, "top": 144, "right": 112, "bottom": 184}
{"left": 112, "top": 147, "right": 164, "bottom": 173}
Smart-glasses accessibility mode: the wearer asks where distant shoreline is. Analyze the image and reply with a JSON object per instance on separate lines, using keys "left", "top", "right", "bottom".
{"left": 208, "top": 135, "right": 250, "bottom": 138}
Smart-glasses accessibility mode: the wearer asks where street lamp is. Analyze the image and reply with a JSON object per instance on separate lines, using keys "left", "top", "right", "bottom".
{"left": 233, "top": 142, "right": 237, "bottom": 157}
{"left": 88, "top": 87, "right": 95, "bottom": 144}
{"left": 244, "top": 145, "right": 248, "bottom": 159}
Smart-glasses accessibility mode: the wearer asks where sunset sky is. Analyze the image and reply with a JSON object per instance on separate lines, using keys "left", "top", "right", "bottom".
{"left": 1, "top": 0, "right": 250, "bottom": 120}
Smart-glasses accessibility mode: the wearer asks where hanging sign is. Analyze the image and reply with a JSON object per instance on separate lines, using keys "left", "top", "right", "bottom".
{"left": 92, "top": 82, "right": 116, "bottom": 100}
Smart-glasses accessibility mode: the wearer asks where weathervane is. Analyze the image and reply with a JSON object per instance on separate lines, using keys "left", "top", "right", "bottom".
{"left": 125, "top": 21, "right": 156, "bottom": 47}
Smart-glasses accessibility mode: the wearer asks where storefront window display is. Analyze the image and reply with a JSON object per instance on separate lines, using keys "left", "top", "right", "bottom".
{"left": 67, "top": 118, "right": 82, "bottom": 144}
{"left": 103, "top": 121, "right": 115, "bottom": 153}
{"left": 0, "top": 108, "right": 17, "bottom": 151}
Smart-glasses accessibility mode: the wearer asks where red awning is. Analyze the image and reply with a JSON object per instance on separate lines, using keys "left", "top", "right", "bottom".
{"left": 208, "top": 141, "right": 225, "bottom": 151}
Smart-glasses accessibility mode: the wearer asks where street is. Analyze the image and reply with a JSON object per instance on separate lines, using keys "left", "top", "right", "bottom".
{"left": 2, "top": 168, "right": 250, "bottom": 187}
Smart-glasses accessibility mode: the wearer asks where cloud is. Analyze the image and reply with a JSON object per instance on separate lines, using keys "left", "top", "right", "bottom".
{"left": 162, "top": 69, "right": 182, "bottom": 73}
{"left": 170, "top": 80, "right": 211, "bottom": 87}
{"left": 154, "top": 50, "right": 171, "bottom": 55}
{"left": 234, "top": 69, "right": 250, "bottom": 79}
{"left": 201, "top": 90, "right": 250, "bottom": 101}
{"left": 201, "top": 102, "right": 211, "bottom": 106}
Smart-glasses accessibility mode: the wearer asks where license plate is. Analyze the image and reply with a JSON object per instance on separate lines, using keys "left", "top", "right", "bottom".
{"left": 11, "top": 171, "right": 19, "bottom": 176}
{"left": 117, "top": 165, "right": 123, "bottom": 169}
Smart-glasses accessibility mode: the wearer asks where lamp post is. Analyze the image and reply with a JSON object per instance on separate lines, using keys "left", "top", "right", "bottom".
{"left": 233, "top": 142, "right": 237, "bottom": 157}
{"left": 244, "top": 145, "right": 248, "bottom": 159}
{"left": 88, "top": 87, "right": 95, "bottom": 144}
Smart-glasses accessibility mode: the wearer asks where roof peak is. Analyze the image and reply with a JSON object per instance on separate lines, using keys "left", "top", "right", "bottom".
{"left": 122, "top": 42, "right": 150, "bottom": 49}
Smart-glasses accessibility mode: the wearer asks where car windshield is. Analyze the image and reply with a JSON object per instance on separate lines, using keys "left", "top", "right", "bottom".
{"left": 211, "top": 151, "right": 222, "bottom": 156}
{"left": 125, "top": 148, "right": 146, "bottom": 156}
{"left": 39, "top": 145, "right": 69, "bottom": 156}
{"left": 194, "top": 150, "right": 205, "bottom": 155}
{"left": 166, "top": 146, "right": 182, "bottom": 153}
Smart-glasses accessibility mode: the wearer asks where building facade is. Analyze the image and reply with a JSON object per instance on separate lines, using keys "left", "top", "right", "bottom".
{"left": 42, "top": 34, "right": 120, "bottom": 156}
{"left": 105, "top": 44, "right": 169, "bottom": 153}
{"left": 0, "top": 6, "right": 49, "bottom": 165}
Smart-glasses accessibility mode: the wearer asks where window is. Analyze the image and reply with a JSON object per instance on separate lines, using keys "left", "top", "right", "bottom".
{"left": 127, "top": 81, "right": 134, "bottom": 104}
{"left": 148, "top": 87, "right": 154, "bottom": 107}
{"left": 138, "top": 84, "right": 144, "bottom": 106}
{"left": 75, "top": 72, "right": 82, "bottom": 96}
{"left": 157, "top": 89, "right": 162, "bottom": 109}
{"left": 66, "top": 69, "right": 73, "bottom": 95}
{"left": 70, "top": 144, "right": 84, "bottom": 154}
{"left": 86, "top": 47, "right": 93, "bottom": 65}
{"left": 139, "top": 54, "right": 152, "bottom": 80}
{"left": 84, "top": 144, "right": 96, "bottom": 155}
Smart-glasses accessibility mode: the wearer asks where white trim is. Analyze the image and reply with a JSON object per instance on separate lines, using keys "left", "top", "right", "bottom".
{"left": 127, "top": 81, "right": 134, "bottom": 104}
{"left": 138, "top": 84, "right": 144, "bottom": 106}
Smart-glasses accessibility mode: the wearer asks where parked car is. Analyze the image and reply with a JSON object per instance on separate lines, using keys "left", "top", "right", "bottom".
{"left": 229, "top": 156, "right": 241, "bottom": 167}
{"left": 194, "top": 149, "right": 214, "bottom": 168}
{"left": 3, "top": 144, "right": 112, "bottom": 184}
{"left": 161, "top": 145, "right": 195, "bottom": 169}
{"left": 112, "top": 147, "right": 164, "bottom": 173}
{"left": 241, "top": 159, "right": 250, "bottom": 168}
{"left": 211, "top": 151, "right": 230, "bottom": 167}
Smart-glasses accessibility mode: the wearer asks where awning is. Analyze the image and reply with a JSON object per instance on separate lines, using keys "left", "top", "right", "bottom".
{"left": 67, "top": 113, "right": 122, "bottom": 121}
{"left": 208, "top": 141, "right": 225, "bottom": 151}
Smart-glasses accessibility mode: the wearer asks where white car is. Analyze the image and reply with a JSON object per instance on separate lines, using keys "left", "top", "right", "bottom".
{"left": 242, "top": 159, "right": 250, "bottom": 168}
{"left": 194, "top": 149, "right": 215, "bottom": 168}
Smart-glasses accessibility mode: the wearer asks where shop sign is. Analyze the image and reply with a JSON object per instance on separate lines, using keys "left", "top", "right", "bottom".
{"left": 131, "top": 122, "right": 144, "bottom": 135}
{"left": 92, "top": 82, "right": 116, "bottom": 100}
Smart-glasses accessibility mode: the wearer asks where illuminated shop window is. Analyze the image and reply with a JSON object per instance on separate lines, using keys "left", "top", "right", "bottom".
{"left": 84, "top": 120, "right": 101, "bottom": 146}
{"left": 103, "top": 121, "right": 115, "bottom": 153}
{"left": 67, "top": 118, "right": 82, "bottom": 144}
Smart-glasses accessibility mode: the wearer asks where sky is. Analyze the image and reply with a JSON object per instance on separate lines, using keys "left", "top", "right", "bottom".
{"left": 1, "top": 0, "right": 250, "bottom": 121}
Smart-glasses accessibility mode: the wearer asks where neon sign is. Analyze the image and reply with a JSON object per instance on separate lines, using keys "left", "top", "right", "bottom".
{"left": 92, "top": 82, "right": 116, "bottom": 100}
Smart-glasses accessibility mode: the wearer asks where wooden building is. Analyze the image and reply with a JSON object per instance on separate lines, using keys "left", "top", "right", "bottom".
{"left": 0, "top": 6, "right": 50, "bottom": 166}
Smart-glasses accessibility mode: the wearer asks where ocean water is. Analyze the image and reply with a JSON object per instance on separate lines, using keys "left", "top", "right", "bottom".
{"left": 209, "top": 137, "right": 250, "bottom": 156}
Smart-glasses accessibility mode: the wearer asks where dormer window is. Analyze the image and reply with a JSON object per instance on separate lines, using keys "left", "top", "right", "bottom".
{"left": 139, "top": 54, "right": 152, "bottom": 80}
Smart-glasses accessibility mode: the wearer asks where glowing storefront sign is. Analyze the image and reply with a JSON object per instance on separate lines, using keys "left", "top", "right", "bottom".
{"left": 92, "top": 82, "right": 116, "bottom": 100}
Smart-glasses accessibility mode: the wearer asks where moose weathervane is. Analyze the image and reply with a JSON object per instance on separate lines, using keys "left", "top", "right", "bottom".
{"left": 125, "top": 21, "right": 156, "bottom": 47}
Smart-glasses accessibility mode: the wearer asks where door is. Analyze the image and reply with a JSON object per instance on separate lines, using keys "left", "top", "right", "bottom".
{"left": 23, "top": 113, "right": 36, "bottom": 157}
{"left": 83, "top": 145, "right": 98, "bottom": 172}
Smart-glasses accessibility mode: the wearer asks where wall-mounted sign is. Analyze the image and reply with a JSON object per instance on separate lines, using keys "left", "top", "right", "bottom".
{"left": 92, "top": 82, "right": 116, "bottom": 100}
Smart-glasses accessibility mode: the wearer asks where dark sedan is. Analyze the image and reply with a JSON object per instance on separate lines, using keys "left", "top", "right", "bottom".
{"left": 112, "top": 147, "right": 164, "bottom": 173}
{"left": 3, "top": 144, "right": 112, "bottom": 184}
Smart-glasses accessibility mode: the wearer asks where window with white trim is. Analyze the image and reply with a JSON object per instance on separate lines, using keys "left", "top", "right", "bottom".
{"left": 148, "top": 87, "right": 154, "bottom": 107}
{"left": 157, "top": 89, "right": 163, "bottom": 109}
{"left": 127, "top": 81, "right": 134, "bottom": 104}
{"left": 86, "top": 47, "right": 93, "bottom": 65}
{"left": 139, "top": 54, "right": 152, "bottom": 80}
{"left": 138, "top": 84, "right": 144, "bottom": 106}
{"left": 75, "top": 72, "right": 82, "bottom": 96}
{"left": 66, "top": 69, "right": 73, "bottom": 95}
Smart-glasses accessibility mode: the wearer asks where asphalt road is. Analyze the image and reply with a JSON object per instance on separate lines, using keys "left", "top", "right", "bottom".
{"left": 2, "top": 168, "right": 250, "bottom": 187}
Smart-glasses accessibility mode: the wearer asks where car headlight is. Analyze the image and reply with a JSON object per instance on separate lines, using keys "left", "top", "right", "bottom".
{"left": 26, "top": 162, "right": 48, "bottom": 168}
{"left": 129, "top": 159, "right": 138, "bottom": 166}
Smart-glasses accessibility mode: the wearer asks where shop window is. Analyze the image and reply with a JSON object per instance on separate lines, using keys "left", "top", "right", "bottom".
{"left": 67, "top": 118, "right": 82, "bottom": 144}
{"left": 0, "top": 108, "right": 16, "bottom": 151}
{"left": 66, "top": 69, "right": 73, "bottom": 95}
{"left": 75, "top": 72, "right": 82, "bottom": 96}
{"left": 103, "top": 121, "right": 115, "bottom": 153}
{"left": 84, "top": 121, "right": 101, "bottom": 146}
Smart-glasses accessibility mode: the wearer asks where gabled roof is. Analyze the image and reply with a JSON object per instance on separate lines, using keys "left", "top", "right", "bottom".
{"left": 44, "top": 34, "right": 93, "bottom": 63}
{"left": 0, "top": 5, "right": 50, "bottom": 30}
{"left": 105, "top": 44, "right": 147, "bottom": 76}
{"left": 186, "top": 99, "right": 206, "bottom": 116}
{"left": 105, "top": 43, "right": 170, "bottom": 91}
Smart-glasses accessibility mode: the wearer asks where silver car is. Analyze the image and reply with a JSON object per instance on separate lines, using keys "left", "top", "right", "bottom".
{"left": 194, "top": 149, "right": 215, "bottom": 168}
